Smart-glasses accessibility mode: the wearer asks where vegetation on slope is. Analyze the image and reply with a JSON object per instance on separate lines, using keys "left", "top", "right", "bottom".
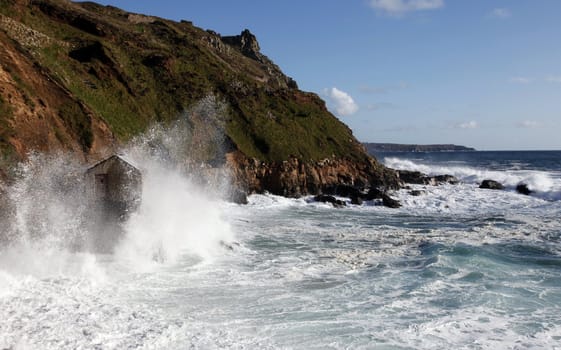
{"left": 0, "top": 0, "right": 369, "bottom": 165}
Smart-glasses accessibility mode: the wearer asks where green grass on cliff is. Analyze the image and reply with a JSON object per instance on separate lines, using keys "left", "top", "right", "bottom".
{"left": 0, "top": 95, "right": 15, "bottom": 159}
{"left": 1, "top": 0, "right": 368, "bottom": 163}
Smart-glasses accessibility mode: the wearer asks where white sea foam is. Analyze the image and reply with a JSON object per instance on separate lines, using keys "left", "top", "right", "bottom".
{"left": 2, "top": 144, "right": 560, "bottom": 348}
{"left": 246, "top": 193, "right": 308, "bottom": 209}
{"left": 384, "top": 156, "right": 561, "bottom": 201}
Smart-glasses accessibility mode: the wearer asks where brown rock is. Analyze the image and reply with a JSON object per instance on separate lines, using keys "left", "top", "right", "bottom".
{"left": 226, "top": 151, "right": 400, "bottom": 198}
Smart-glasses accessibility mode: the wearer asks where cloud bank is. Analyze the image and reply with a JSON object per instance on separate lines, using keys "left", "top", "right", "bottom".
{"left": 369, "top": 0, "right": 444, "bottom": 15}
{"left": 324, "top": 87, "right": 359, "bottom": 117}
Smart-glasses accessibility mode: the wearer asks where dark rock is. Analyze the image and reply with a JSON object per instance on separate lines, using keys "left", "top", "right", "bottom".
{"left": 363, "top": 187, "right": 400, "bottom": 208}
{"left": 324, "top": 184, "right": 362, "bottom": 198}
{"left": 479, "top": 179, "right": 504, "bottom": 190}
{"left": 396, "top": 170, "right": 458, "bottom": 186}
{"left": 409, "top": 190, "right": 425, "bottom": 196}
{"left": 365, "top": 187, "right": 385, "bottom": 201}
{"left": 222, "top": 29, "right": 262, "bottom": 61}
{"left": 516, "top": 183, "right": 532, "bottom": 195}
{"left": 314, "top": 194, "right": 346, "bottom": 208}
{"left": 350, "top": 194, "right": 363, "bottom": 205}
{"left": 382, "top": 194, "right": 401, "bottom": 208}
{"left": 71, "top": 16, "right": 107, "bottom": 37}
{"left": 69, "top": 41, "right": 111, "bottom": 63}
{"left": 287, "top": 77, "right": 298, "bottom": 89}
{"left": 397, "top": 170, "right": 427, "bottom": 184}
{"left": 433, "top": 175, "right": 459, "bottom": 185}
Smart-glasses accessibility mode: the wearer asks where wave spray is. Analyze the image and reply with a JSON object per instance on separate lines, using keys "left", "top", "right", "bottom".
{"left": 0, "top": 95, "right": 235, "bottom": 278}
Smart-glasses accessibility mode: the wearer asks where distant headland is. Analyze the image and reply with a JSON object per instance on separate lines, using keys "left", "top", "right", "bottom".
{"left": 364, "top": 143, "right": 476, "bottom": 153}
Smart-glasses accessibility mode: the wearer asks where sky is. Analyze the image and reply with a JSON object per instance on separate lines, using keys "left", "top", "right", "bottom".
{"left": 89, "top": 0, "right": 561, "bottom": 150}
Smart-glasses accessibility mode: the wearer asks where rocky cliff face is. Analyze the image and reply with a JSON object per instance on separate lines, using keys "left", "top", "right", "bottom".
{"left": 227, "top": 151, "right": 400, "bottom": 197}
{"left": 0, "top": 0, "right": 398, "bottom": 195}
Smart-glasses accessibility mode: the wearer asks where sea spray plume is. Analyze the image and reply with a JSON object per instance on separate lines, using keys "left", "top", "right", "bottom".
{"left": 4, "top": 152, "right": 88, "bottom": 249}
{"left": 0, "top": 94, "right": 236, "bottom": 276}
{"left": 114, "top": 162, "right": 234, "bottom": 268}
{"left": 114, "top": 95, "right": 236, "bottom": 267}
{"left": 183, "top": 94, "right": 239, "bottom": 199}
{"left": 125, "top": 94, "right": 227, "bottom": 164}
{"left": 3, "top": 152, "right": 137, "bottom": 254}
{"left": 184, "top": 94, "right": 229, "bottom": 166}
{"left": 124, "top": 94, "right": 234, "bottom": 198}
{"left": 0, "top": 152, "right": 107, "bottom": 280}
{"left": 0, "top": 181, "right": 14, "bottom": 245}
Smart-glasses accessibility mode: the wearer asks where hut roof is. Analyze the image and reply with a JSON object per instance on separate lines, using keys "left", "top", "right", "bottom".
{"left": 86, "top": 155, "right": 140, "bottom": 175}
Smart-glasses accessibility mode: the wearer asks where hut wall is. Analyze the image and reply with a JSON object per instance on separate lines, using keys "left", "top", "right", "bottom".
{"left": 86, "top": 156, "right": 142, "bottom": 207}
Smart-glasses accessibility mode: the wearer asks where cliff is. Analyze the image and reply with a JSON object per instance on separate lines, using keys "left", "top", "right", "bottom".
{"left": 0, "top": 0, "right": 399, "bottom": 195}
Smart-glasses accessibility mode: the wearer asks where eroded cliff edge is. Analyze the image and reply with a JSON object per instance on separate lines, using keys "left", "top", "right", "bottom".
{"left": 0, "top": 0, "right": 400, "bottom": 195}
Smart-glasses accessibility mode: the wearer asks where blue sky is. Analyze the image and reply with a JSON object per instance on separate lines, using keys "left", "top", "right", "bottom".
{"left": 91, "top": 0, "right": 561, "bottom": 150}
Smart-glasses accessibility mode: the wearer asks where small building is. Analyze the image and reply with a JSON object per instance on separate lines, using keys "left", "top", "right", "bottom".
{"left": 85, "top": 155, "right": 142, "bottom": 214}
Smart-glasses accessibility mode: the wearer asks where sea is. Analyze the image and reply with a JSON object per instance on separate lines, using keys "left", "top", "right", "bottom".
{"left": 1, "top": 150, "right": 560, "bottom": 349}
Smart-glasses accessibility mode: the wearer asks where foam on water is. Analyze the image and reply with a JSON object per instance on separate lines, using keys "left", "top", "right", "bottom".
{"left": 218, "top": 184, "right": 561, "bottom": 348}
{"left": 384, "top": 156, "right": 561, "bottom": 201}
{"left": 2, "top": 148, "right": 561, "bottom": 349}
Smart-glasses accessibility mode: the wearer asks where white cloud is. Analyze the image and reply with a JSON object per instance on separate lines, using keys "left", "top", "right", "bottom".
{"left": 546, "top": 76, "right": 561, "bottom": 83}
{"left": 490, "top": 8, "right": 511, "bottom": 19}
{"left": 509, "top": 77, "right": 532, "bottom": 84}
{"left": 369, "top": 0, "right": 444, "bottom": 16}
{"left": 456, "top": 120, "right": 478, "bottom": 129}
{"left": 324, "top": 87, "right": 359, "bottom": 117}
{"left": 517, "top": 120, "right": 542, "bottom": 129}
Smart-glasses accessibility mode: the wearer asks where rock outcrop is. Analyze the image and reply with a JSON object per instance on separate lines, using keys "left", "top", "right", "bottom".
{"left": 396, "top": 170, "right": 459, "bottom": 186}
{"left": 314, "top": 194, "right": 346, "bottom": 208}
{"left": 516, "top": 183, "right": 532, "bottom": 195}
{"left": 479, "top": 179, "right": 504, "bottom": 190}
{"left": 226, "top": 151, "right": 400, "bottom": 198}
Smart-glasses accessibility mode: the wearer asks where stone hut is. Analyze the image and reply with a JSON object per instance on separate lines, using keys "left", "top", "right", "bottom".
{"left": 85, "top": 155, "right": 142, "bottom": 215}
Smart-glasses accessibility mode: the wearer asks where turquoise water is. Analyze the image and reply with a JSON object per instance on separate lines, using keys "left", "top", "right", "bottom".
{"left": 1, "top": 151, "right": 560, "bottom": 349}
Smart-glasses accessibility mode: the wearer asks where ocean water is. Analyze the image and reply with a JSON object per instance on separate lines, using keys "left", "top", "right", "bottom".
{"left": 1, "top": 150, "right": 561, "bottom": 349}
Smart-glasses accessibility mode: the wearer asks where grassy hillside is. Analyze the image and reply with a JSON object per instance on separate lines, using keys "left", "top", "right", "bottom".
{"left": 0, "top": 0, "right": 369, "bottom": 165}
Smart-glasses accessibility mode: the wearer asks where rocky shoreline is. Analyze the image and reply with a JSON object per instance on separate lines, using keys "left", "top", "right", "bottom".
{"left": 224, "top": 158, "right": 537, "bottom": 208}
